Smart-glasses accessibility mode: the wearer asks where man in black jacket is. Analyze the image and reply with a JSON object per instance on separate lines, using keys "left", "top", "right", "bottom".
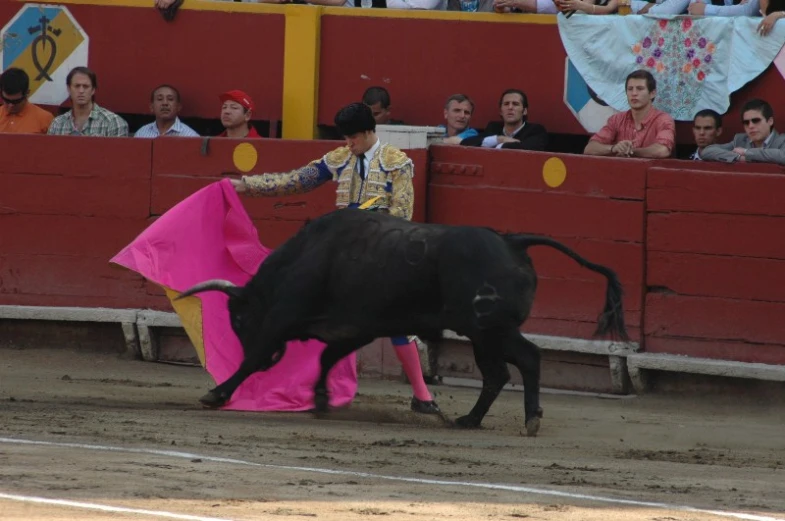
{"left": 460, "top": 88, "right": 548, "bottom": 151}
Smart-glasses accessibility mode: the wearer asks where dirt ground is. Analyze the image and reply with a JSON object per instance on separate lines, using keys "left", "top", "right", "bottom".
{"left": 0, "top": 346, "right": 783, "bottom": 521}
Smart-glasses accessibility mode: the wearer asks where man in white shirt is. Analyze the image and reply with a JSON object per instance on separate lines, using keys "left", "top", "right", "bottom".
{"left": 134, "top": 84, "right": 199, "bottom": 138}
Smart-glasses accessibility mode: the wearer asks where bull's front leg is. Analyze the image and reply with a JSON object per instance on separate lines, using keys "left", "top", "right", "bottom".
{"left": 200, "top": 340, "right": 287, "bottom": 408}
{"left": 313, "top": 338, "right": 373, "bottom": 415}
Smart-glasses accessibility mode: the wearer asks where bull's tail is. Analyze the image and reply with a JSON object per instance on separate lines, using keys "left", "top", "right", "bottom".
{"left": 504, "top": 234, "right": 629, "bottom": 342}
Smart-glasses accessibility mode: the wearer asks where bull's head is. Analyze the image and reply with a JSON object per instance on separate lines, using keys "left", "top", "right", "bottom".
{"left": 175, "top": 279, "right": 287, "bottom": 370}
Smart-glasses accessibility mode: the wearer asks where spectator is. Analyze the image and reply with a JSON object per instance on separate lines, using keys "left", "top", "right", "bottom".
{"left": 48, "top": 66, "right": 129, "bottom": 137}
{"left": 701, "top": 98, "right": 785, "bottom": 165}
{"left": 218, "top": 89, "right": 260, "bottom": 138}
{"left": 230, "top": 102, "right": 441, "bottom": 416}
{"left": 461, "top": 88, "right": 548, "bottom": 151}
{"left": 688, "top": 109, "right": 722, "bottom": 160}
{"left": 554, "top": 0, "right": 619, "bottom": 13}
{"left": 757, "top": 0, "right": 785, "bottom": 36}
{"left": 629, "top": 0, "right": 689, "bottom": 13}
{"left": 134, "top": 84, "right": 199, "bottom": 138}
{"left": 0, "top": 67, "right": 53, "bottom": 134}
{"left": 438, "top": 94, "right": 479, "bottom": 145}
{"left": 447, "top": 0, "right": 495, "bottom": 11}
{"left": 583, "top": 70, "right": 674, "bottom": 158}
{"left": 498, "top": 0, "right": 616, "bottom": 13}
{"left": 688, "top": 0, "right": 760, "bottom": 17}
{"left": 362, "top": 86, "right": 404, "bottom": 125}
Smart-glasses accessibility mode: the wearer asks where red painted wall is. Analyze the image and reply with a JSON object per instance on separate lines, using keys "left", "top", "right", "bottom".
{"left": 427, "top": 145, "right": 646, "bottom": 341}
{"left": 2, "top": 133, "right": 785, "bottom": 364}
{"left": 0, "top": 134, "right": 157, "bottom": 309}
{"left": 319, "top": 15, "right": 582, "bottom": 136}
{"left": 0, "top": 135, "right": 427, "bottom": 310}
{"left": 644, "top": 166, "right": 785, "bottom": 365}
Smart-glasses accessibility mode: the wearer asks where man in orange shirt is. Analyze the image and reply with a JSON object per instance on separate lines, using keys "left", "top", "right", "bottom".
{"left": 0, "top": 68, "right": 53, "bottom": 134}
{"left": 583, "top": 69, "right": 675, "bottom": 159}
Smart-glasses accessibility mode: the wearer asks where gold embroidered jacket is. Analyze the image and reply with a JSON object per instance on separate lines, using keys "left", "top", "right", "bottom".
{"left": 241, "top": 143, "right": 415, "bottom": 220}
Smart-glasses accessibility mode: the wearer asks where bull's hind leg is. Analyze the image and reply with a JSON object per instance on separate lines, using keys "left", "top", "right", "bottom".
{"left": 455, "top": 336, "right": 511, "bottom": 429}
{"left": 313, "top": 338, "right": 373, "bottom": 414}
{"left": 501, "top": 332, "right": 543, "bottom": 436}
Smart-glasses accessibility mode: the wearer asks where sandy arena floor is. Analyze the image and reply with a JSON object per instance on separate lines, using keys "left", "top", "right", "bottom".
{"left": 0, "top": 346, "right": 783, "bottom": 521}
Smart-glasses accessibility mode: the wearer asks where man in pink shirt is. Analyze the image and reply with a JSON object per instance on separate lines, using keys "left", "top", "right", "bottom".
{"left": 583, "top": 70, "right": 675, "bottom": 159}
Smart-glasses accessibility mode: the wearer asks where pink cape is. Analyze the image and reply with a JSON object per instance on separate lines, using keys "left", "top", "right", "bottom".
{"left": 110, "top": 178, "right": 357, "bottom": 411}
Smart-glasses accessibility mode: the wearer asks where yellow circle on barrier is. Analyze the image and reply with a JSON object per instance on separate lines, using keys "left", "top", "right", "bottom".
{"left": 233, "top": 143, "right": 258, "bottom": 173}
{"left": 542, "top": 157, "right": 567, "bottom": 188}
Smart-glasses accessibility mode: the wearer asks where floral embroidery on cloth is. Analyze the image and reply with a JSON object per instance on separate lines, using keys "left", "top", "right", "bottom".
{"left": 556, "top": 15, "right": 785, "bottom": 121}
{"left": 631, "top": 18, "right": 716, "bottom": 117}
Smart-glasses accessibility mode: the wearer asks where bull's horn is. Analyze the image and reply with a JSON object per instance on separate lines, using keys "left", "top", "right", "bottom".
{"left": 175, "top": 279, "right": 239, "bottom": 300}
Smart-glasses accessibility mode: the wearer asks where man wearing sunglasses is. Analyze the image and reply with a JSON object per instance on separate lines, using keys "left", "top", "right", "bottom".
{"left": 0, "top": 68, "right": 54, "bottom": 134}
{"left": 702, "top": 99, "right": 785, "bottom": 165}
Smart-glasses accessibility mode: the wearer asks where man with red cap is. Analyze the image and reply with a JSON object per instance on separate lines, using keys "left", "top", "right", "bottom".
{"left": 218, "top": 89, "right": 260, "bottom": 138}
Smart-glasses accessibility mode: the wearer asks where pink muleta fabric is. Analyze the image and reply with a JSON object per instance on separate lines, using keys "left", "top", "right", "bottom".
{"left": 110, "top": 178, "right": 358, "bottom": 411}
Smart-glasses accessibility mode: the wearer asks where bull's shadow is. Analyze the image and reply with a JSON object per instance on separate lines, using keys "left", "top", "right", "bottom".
{"left": 177, "top": 209, "right": 629, "bottom": 437}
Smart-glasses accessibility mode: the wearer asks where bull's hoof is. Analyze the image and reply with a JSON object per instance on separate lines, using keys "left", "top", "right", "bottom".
{"left": 199, "top": 390, "right": 228, "bottom": 409}
{"left": 454, "top": 415, "right": 482, "bottom": 429}
{"left": 525, "top": 416, "right": 541, "bottom": 437}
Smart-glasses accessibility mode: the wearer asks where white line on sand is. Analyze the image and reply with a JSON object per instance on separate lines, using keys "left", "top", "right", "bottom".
{"left": 0, "top": 492, "right": 237, "bottom": 521}
{"left": 0, "top": 436, "right": 781, "bottom": 521}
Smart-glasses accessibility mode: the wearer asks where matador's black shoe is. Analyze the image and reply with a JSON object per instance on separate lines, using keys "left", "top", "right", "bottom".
{"left": 411, "top": 397, "right": 442, "bottom": 415}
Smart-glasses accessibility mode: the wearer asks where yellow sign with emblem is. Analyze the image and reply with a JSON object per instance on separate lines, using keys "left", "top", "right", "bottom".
{"left": 0, "top": 4, "right": 89, "bottom": 105}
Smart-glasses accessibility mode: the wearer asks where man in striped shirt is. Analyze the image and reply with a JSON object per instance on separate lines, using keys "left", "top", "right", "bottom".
{"left": 47, "top": 66, "right": 129, "bottom": 137}
{"left": 134, "top": 84, "right": 199, "bottom": 138}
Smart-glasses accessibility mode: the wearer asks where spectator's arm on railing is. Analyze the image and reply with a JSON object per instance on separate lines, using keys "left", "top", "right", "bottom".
{"left": 689, "top": 0, "right": 761, "bottom": 17}
{"left": 744, "top": 147, "right": 785, "bottom": 166}
{"left": 387, "top": 0, "right": 445, "bottom": 8}
{"left": 700, "top": 141, "right": 740, "bottom": 163}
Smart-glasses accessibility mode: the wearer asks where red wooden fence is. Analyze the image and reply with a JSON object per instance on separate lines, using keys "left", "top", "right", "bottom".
{"left": 2, "top": 134, "right": 785, "bottom": 365}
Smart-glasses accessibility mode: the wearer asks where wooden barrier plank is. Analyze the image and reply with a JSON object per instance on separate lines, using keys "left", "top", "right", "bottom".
{"left": 524, "top": 318, "right": 642, "bottom": 342}
{"left": 429, "top": 185, "right": 644, "bottom": 242}
{"left": 647, "top": 251, "right": 785, "bottom": 303}
{"left": 0, "top": 255, "right": 148, "bottom": 300}
{"left": 2, "top": 215, "right": 149, "bottom": 258}
{"left": 526, "top": 238, "right": 642, "bottom": 287}
{"left": 644, "top": 293, "right": 785, "bottom": 345}
{"left": 532, "top": 278, "right": 641, "bottom": 321}
{"left": 647, "top": 212, "right": 785, "bottom": 259}
{"left": 647, "top": 168, "right": 785, "bottom": 216}
{"left": 429, "top": 147, "right": 648, "bottom": 200}
{"left": 644, "top": 337, "right": 785, "bottom": 365}
{"left": 0, "top": 135, "right": 151, "bottom": 218}
{"left": 0, "top": 292, "right": 167, "bottom": 311}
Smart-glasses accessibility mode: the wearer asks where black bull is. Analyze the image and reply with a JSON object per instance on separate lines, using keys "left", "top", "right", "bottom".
{"left": 177, "top": 208, "right": 629, "bottom": 436}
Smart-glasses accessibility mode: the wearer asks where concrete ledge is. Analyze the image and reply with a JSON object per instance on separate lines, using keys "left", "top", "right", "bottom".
{"left": 0, "top": 305, "right": 138, "bottom": 323}
{"left": 440, "top": 330, "right": 640, "bottom": 394}
{"left": 136, "top": 311, "right": 182, "bottom": 362}
{"left": 626, "top": 353, "right": 785, "bottom": 393}
{"left": 137, "top": 310, "right": 182, "bottom": 328}
{"left": 0, "top": 305, "right": 140, "bottom": 357}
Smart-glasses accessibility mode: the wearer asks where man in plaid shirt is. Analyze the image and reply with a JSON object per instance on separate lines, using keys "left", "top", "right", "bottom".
{"left": 47, "top": 66, "right": 128, "bottom": 137}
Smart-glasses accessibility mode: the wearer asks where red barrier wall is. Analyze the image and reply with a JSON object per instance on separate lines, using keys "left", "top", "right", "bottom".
{"left": 0, "top": 135, "right": 427, "bottom": 310}
{"left": 318, "top": 15, "right": 582, "bottom": 136}
{"left": 0, "top": 3, "right": 285, "bottom": 121}
{"left": 644, "top": 166, "right": 785, "bottom": 365}
{"left": 427, "top": 145, "right": 646, "bottom": 341}
{"left": 0, "top": 134, "right": 156, "bottom": 309}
